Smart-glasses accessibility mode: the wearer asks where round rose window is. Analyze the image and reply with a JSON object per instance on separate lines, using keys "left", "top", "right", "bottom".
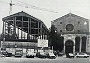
{"left": 66, "top": 24, "right": 74, "bottom": 31}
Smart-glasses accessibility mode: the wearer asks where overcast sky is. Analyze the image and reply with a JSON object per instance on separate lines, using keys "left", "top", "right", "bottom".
{"left": 0, "top": 0, "right": 90, "bottom": 33}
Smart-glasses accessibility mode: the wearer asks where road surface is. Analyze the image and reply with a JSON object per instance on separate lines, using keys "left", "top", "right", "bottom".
{"left": 0, "top": 56, "right": 90, "bottom": 63}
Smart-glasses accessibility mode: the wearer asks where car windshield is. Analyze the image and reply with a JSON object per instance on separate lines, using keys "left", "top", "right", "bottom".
{"left": 79, "top": 53, "right": 85, "bottom": 55}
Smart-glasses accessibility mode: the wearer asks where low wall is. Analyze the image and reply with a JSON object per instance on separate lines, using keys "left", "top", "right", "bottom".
{"left": 1, "top": 41, "right": 37, "bottom": 48}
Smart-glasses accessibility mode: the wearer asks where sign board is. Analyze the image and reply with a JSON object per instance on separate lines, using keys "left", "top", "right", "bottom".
{"left": 38, "top": 39, "right": 48, "bottom": 47}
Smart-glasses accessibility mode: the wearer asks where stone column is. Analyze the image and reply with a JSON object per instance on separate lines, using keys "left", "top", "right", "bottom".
{"left": 79, "top": 36, "right": 82, "bottom": 52}
{"left": 64, "top": 44, "right": 65, "bottom": 54}
{"left": 73, "top": 45, "right": 75, "bottom": 54}
{"left": 86, "top": 36, "right": 88, "bottom": 52}
{"left": 73, "top": 36, "right": 75, "bottom": 54}
{"left": 63, "top": 36, "right": 66, "bottom": 54}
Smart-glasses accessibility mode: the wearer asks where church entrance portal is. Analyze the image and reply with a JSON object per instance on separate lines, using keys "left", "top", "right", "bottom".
{"left": 65, "top": 40, "right": 74, "bottom": 54}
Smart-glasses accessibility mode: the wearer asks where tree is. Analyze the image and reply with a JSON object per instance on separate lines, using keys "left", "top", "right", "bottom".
{"left": 49, "top": 25, "right": 64, "bottom": 52}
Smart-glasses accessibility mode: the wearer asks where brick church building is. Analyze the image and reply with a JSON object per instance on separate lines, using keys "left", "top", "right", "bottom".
{"left": 51, "top": 13, "right": 90, "bottom": 54}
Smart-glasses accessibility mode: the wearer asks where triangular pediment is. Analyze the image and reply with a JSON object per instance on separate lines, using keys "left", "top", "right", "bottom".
{"left": 53, "top": 13, "right": 89, "bottom": 22}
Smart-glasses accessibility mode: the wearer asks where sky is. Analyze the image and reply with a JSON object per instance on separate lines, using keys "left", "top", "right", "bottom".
{"left": 0, "top": 0, "right": 90, "bottom": 34}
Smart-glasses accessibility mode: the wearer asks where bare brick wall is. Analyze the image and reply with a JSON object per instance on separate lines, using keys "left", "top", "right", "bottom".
{"left": 51, "top": 13, "right": 89, "bottom": 34}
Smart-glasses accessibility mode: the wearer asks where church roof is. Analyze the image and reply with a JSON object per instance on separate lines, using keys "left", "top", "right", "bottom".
{"left": 52, "top": 13, "right": 89, "bottom": 22}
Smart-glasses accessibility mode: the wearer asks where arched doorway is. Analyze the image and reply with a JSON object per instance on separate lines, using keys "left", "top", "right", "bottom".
{"left": 81, "top": 36, "right": 87, "bottom": 52}
{"left": 65, "top": 40, "right": 74, "bottom": 54}
{"left": 75, "top": 37, "right": 80, "bottom": 52}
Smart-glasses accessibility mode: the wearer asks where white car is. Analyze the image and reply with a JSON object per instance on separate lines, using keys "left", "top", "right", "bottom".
{"left": 69, "top": 53, "right": 74, "bottom": 58}
{"left": 76, "top": 53, "right": 89, "bottom": 58}
{"left": 66, "top": 53, "right": 74, "bottom": 58}
{"left": 26, "top": 52, "right": 36, "bottom": 58}
{"left": 47, "top": 52, "right": 56, "bottom": 59}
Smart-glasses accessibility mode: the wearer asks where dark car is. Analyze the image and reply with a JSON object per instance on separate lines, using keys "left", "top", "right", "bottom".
{"left": 58, "top": 52, "right": 64, "bottom": 56}
{"left": 15, "top": 49, "right": 22, "bottom": 57}
{"left": 66, "top": 53, "right": 74, "bottom": 58}
{"left": 15, "top": 52, "right": 22, "bottom": 57}
{"left": 6, "top": 52, "right": 12, "bottom": 57}
{"left": 36, "top": 52, "right": 47, "bottom": 58}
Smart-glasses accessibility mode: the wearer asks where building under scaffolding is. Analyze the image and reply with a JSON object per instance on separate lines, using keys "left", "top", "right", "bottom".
{"left": 1, "top": 11, "right": 49, "bottom": 49}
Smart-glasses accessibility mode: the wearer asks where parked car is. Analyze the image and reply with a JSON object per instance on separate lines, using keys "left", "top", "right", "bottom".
{"left": 26, "top": 52, "right": 36, "bottom": 58}
{"left": 1, "top": 48, "right": 6, "bottom": 51}
{"left": 66, "top": 53, "right": 74, "bottom": 58}
{"left": 47, "top": 52, "right": 56, "bottom": 59}
{"left": 1, "top": 48, "right": 12, "bottom": 57}
{"left": 1, "top": 50, "right": 7, "bottom": 56}
{"left": 6, "top": 52, "right": 12, "bottom": 57}
{"left": 58, "top": 52, "right": 64, "bottom": 56}
{"left": 1, "top": 49, "right": 8, "bottom": 57}
{"left": 0, "top": 54, "right": 5, "bottom": 57}
{"left": 15, "top": 49, "right": 22, "bottom": 57}
{"left": 76, "top": 53, "right": 89, "bottom": 58}
{"left": 36, "top": 52, "right": 47, "bottom": 58}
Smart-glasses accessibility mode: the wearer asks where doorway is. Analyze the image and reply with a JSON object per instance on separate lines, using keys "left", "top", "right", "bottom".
{"left": 65, "top": 40, "right": 74, "bottom": 54}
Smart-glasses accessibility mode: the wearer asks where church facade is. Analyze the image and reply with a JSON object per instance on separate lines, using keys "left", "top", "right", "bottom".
{"left": 51, "top": 13, "right": 90, "bottom": 54}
